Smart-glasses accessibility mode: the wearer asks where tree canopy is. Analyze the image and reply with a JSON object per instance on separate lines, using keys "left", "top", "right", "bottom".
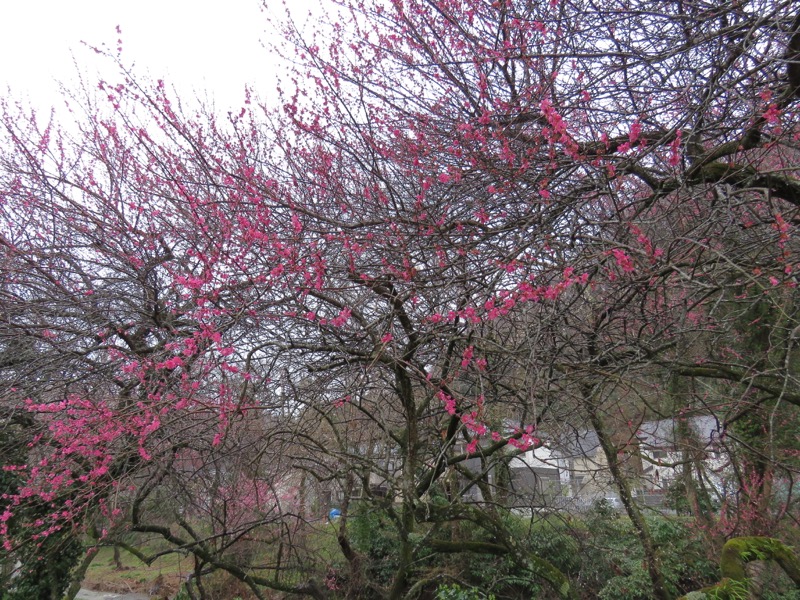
{"left": 1, "top": 0, "right": 800, "bottom": 598}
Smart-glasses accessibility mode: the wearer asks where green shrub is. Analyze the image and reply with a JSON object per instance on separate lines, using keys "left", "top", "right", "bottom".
{"left": 436, "top": 583, "right": 496, "bottom": 600}
{"left": 583, "top": 514, "right": 717, "bottom": 600}
{"left": 348, "top": 503, "right": 403, "bottom": 585}
{"left": 3, "top": 531, "right": 82, "bottom": 600}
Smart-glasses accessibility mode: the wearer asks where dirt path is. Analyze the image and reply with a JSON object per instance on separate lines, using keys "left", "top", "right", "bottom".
{"left": 76, "top": 589, "right": 149, "bottom": 600}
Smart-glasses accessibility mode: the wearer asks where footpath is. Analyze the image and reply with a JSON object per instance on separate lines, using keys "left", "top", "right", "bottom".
{"left": 76, "top": 589, "right": 149, "bottom": 600}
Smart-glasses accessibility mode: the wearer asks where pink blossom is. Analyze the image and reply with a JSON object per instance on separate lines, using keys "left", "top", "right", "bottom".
{"left": 291, "top": 213, "right": 303, "bottom": 233}
{"left": 159, "top": 356, "right": 184, "bottom": 370}
{"left": 629, "top": 120, "right": 642, "bottom": 144}
{"left": 438, "top": 391, "right": 457, "bottom": 415}
{"left": 461, "top": 345, "right": 474, "bottom": 368}
{"left": 763, "top": 104, "right": 781, "bottom": 124}
{"left": 331, "top": 307, "right": 351, "bottom": 327}
{"left": 668, "top": 129, "right": 683, "bottom": 166}
{"left": 610, "top": 248, "right": 636, "bottom": 273}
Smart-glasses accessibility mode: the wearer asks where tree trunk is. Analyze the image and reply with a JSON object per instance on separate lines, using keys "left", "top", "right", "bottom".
{"left": 587, "top": 403, "right": 671, "bottom": 600}
{"left": 61, "top": 546, "right": 99, "bottom": 600}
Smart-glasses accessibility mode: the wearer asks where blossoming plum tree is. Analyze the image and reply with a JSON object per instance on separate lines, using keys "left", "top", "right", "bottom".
{"left": 1, "top": 0, "right": 800, "bottom": 598}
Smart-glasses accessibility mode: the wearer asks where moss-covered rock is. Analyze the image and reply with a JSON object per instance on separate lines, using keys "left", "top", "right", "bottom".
{"left": 679, "top": 537, "right": 800, "bottom": 599}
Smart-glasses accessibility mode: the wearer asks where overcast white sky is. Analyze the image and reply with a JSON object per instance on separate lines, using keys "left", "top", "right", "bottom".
{"left": 0, "top": 0, "right": 313, "bottom": 112}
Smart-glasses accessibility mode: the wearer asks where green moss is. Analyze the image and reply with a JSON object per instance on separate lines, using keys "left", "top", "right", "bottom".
{"left": 525, "top": 554, "right": 573, "bottom": 599}
{"left": 703, "top": 577, "right": 749, "bottom": 600}
{"left": 680, "top": 537, "right": 800, "bottom": 599}
{"left": 719, "top": 537, "right": 800, "bottom": 585}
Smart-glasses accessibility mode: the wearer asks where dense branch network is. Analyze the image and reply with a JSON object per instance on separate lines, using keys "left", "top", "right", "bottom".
{"left": 1, "top": 0, "right": 799, "bottom": 598}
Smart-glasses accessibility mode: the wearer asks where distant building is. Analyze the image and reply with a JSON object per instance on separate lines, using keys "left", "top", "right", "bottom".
{"left": 509, "top": 415, "right": 730, "bottom": 510}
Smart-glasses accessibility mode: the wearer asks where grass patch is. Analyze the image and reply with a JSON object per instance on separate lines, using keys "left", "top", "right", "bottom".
{"left": 79, "top": 521, "right": 345, "bottom": 597}
{"left": 81, "top": 543, "right": 190, "bottom": 597}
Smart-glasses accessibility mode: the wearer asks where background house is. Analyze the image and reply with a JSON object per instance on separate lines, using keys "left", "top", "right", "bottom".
{"left": 508, "top": 443, "right": 564, "bottom": 508}
{"left": 509, "top": 415, "right": 730, "bottom": 511}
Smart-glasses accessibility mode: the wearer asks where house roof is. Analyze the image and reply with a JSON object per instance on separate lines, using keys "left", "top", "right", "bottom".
{"left": 550, "top": 426, "right": 601, "bottom": 458}
{"left": 546, "top": 415, "right": 724, "bottom": 458}
{"left": 635, "top": 415, "right": 723, "bottom": 450}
